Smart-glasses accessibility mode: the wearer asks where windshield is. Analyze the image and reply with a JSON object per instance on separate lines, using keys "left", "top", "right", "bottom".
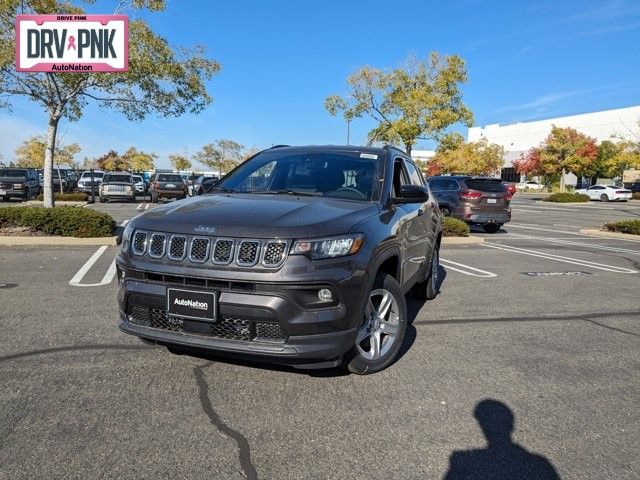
{"left": 0, "top": 169, "right": 27, "bottom": 178}
{"left": 215, "top": 150, "right": 382, "bottom": 201}
{"left": 465, "top": 178, "right": 506, "bottom": 193}
{"left": 80, "top": 172, "right": 104, "bottom": 179}
{"left": 133, "top": 176, "right": 143, "bottom": 183}
{"left": 104, "top": 174, "right": 132, "bottom": 183}
{"left": 157, "top": 174, "right": 184, "bottom": 182}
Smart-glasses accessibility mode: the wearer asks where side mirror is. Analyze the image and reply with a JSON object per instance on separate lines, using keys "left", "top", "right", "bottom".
{"left": 393, "top": 184, "right": 428, "bottom": 204}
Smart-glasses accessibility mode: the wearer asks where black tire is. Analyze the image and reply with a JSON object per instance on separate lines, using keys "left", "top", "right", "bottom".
{"left": 600, "top": 194, "right": 609, "bottom": 202}
{"left": 151, "top": 194, "right": 158, "bottom": 204}
{"left": 440, "top": 206, "right": 451, "bottom": 216}
{"left": 342, "top": 272, "right": 407, "bottom": 375}
{"left": 99, "top": 196, "right": 106, "bottom": 203}
{"left": 22, "top": 188, "right": 31, "bottom": 202}
{"left": 413, "top": 244, "right": 440, "bottom": 302}
{"left": 179, "top": 194, "right": 187, "bottom": 200}
{"left": 482, "top": 223, "right": 502, "bottom": 233}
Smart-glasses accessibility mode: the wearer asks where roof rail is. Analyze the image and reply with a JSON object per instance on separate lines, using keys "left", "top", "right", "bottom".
{"left": 269, "top": 144, "right": 290, "bottom": 149}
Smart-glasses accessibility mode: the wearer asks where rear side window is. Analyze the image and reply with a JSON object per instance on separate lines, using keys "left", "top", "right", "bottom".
{"left": 464, "top": 179, "right": 506, "bottom": 192}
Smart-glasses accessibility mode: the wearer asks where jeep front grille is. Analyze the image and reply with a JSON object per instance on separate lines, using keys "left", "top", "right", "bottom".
{"left": 168, "top": 236, "right": 187, "bottom": 260}
{"left": 148, "top": 233, "right": 166, "bottom": 258}
{"left": 212, "top": 239, "right": 234, "bottom": 265}
{"left": 263, "top": 241, "right": 287, "bottom": 267}
{"left": 130, "top": 231, "right": 289, "bottom": 269}
{"left": 132, "top": 232, "right": 147, "bottom": 255}
{"left": 189, "top": 238, "right": 210, "bottom": 263}
{"left": 237, "top": 240, "right": 260, "bottom": 266}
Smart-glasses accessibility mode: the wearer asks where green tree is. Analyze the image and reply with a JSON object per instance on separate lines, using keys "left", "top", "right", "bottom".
{"left": 324, "top": 53, "right": 473, "bottom": 155}
{"left": 96, "top": 150, "right": 127, "bottom": 171}
{"left": 193, "top": 139, "right": 245, "bottom": 174}
{"left": 584, "top": 140, "right": 618, "bottom": 182}
{"left": 169, "top": 153, "right": 192, "bottom": 172}
{"left": 0, "top": 1, "right": 220, "bottom": 207}
{"left": 539, "top": 126, "right": 598, "bottom": 191}
{"left": 122, "top": 147, "right": 156, "bottom": 172}
{"left": 15, "top": 135, "right": 80, "bottom": 168}
{"left": 428, "top": 138, "right": 504, "bottom": 176}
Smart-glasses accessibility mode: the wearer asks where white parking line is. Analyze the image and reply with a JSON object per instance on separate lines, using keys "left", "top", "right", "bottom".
{"left": 440, "top": 258, "right": 498, "bottom": 278}
{"left": 514, "top": 208, "right": 542, "bottom": 213}
{"left": 120, "top": 219, "right": 129, "bottom": 227}
{"left": 69, "top": 246, "right": 117, "bottom": 287}
{"left": 484, "top": 243, "right": 637, "bottom": 274}
{"left": 506, "top": 233, "right": 640, "bottom": 256}
{"left": 136, "top": 203, "right": 144, "bottom": 210}
{"left": 145, "top": 204, "right": 150, "bottom": 210}
{"left": 508, "top": 223, "right": 640, "bottom": 243}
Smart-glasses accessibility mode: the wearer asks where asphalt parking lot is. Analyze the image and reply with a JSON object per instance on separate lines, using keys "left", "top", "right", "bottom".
{"left": 1, "top": 195, "right": 639, "bottom": 479}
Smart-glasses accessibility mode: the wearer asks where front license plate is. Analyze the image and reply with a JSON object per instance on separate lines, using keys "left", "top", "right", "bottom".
{"left": 0, "top": 189, "right": 5, "bottom": 195}
{"left": 487, "top": 198, "right": 497, "bottom": 204}
{"left": 166, "top": 183, "right": 176, "bottom": 188}
{"left": 167, "top": 288, "right": 216, "bottom": 321}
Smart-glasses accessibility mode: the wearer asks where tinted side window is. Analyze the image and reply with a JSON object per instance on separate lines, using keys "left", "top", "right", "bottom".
{"left": 428, "top": 178, "right": 444, "bottom": 190}
{"left": 445, "top": 179, "right": 459, "bottom": 191}
{"left": 403, "top": 160, "right": 424, "bottom": 187}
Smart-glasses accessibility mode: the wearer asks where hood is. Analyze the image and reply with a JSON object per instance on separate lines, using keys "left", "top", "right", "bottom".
{"left": 132, "top": 193, "right": 380, "bottom": 238}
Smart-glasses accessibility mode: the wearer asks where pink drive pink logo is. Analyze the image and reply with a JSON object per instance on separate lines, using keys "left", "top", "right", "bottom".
{"left": 15, "top": 14, "right": 128, "bottom": 73}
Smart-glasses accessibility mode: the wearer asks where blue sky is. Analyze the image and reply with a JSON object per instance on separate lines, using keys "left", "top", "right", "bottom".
{"left": 1, "top": 0, "right": 639, "bottom": 168}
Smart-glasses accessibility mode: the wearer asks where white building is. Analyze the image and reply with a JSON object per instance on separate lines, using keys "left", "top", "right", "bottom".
{"left": 467, "top": 105, "right": 640, "bottom": 184}
{"left": 411, "top": 149, "right": 436, "bottom": 163}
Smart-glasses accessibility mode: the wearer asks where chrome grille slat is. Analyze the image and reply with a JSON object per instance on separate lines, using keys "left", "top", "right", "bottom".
{"left": 148, "top": 233, "right": 167, "bottom": 258}
{"left": 189, "top": 237, "right": 210, "bottom": 263}
{"left": 132, "top": 231, "right": 288, "bottom": 268}
{"left": 236, "top": 240, "right": 260, "bottom": 267}
{"left": 212, "top": 239, "right": 234, "bottom": 265}
{"left": 132, "top": 231, "right": 147, "bottom": 255}
{"left": 262, "top": 241, "right": 288, "bottom": 267}
{"left": 168, "top": 235, "right": 187, "bottom": 260}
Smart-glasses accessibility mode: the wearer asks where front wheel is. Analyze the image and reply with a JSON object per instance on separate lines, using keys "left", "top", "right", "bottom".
{"left": 343, "top": 272, "right": 407, "bottom": 375}
{"left": 600, "top": 194, "right": 609, "bottom": 202}
{"left": 439, "top": 206, "right": 451, "bottom": 217}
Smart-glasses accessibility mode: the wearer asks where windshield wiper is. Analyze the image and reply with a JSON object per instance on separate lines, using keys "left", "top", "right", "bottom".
{"left": 250, "top": 190, "right": 322, "bottom": 197}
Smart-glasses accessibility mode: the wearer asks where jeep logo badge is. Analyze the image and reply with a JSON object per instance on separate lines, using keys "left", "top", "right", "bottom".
{"left": 194, "top": 225, "right": 215, "bottom": 234}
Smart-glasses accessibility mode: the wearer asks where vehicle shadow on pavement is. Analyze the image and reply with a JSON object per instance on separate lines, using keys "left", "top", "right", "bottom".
{"left": 443, "top": 399, "right": 561, "bottom": 480}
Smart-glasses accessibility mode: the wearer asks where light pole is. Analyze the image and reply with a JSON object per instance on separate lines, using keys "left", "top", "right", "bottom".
{"left": 346, "top": 119, "right": 351, "bottom": 145}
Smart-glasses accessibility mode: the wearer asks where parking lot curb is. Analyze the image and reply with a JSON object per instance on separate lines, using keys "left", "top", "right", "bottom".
{"left": 535, "top": 201, "right": 591, "bottom": 205}
{"left": 0, "top": 236, "right": 118, "bottom": 246}
{"left": 442, "top": 236, "right": 484, "bottom": 245}
{"left": 25, "top": 201, "right": 88, "bottom": 207}
{"left": 579, "top": 229, "right": 640, "bottom": 240}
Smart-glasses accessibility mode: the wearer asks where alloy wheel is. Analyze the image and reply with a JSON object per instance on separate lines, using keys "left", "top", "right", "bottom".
{"left": 356, "top": 288, "right": 400, "bottom": 360}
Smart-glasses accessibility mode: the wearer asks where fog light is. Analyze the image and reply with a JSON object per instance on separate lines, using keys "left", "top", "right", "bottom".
{"left": 318, "top": 288, "right": 333, "bottom": 302}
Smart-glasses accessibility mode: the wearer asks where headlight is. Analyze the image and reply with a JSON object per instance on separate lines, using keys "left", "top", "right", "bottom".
{"left": 125, "top": 185, "right": 132, "bottom": 192}
{"left": 14, "top": 183, "right": 23, "bottom": 189}
{"left": 120, "top": 222, "right": 134, "bottom": 251}
{"left": 291, "top": 234, "right": 364, "bottom": 260}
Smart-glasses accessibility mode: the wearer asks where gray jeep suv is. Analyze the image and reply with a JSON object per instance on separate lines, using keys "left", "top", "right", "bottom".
{"left": 117, "top": 145, "right": 442, "bottom": 374}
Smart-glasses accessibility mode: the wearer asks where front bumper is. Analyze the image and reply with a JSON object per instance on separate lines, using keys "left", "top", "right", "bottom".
{"left": 116, "top": 257, "right": 369, "bottom": 366}
{"left": 78, "top": 184, "right": 100, "bottom": 193}
{"left": 101, "top": 191, "right": 135, "bottom": 199}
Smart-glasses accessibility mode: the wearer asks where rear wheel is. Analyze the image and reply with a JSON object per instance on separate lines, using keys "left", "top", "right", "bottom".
{"left": 151, "top": 193, "right": 158, "bottom": 203}
{"left": 99, "top": 196, "right": 106, "bottom": 203}
{"left": 440, "top": 206, "right": 451, "bottom": 216}
{"left": 343, "top": 272, "right": 407, "bottom": 375}
{"left": 482, "top": 223, "right": 502, "bottom": 233}
{"left": 600, "top": 194, "right": 609, "bottom": 202}
{"left": 413, "top": 244, "right": 440, "bottom": 302}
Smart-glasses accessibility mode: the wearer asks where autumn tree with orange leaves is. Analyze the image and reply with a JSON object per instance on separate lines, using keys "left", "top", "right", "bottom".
{"left": 514, "top": 126, "right": 598, "bottom": 191}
